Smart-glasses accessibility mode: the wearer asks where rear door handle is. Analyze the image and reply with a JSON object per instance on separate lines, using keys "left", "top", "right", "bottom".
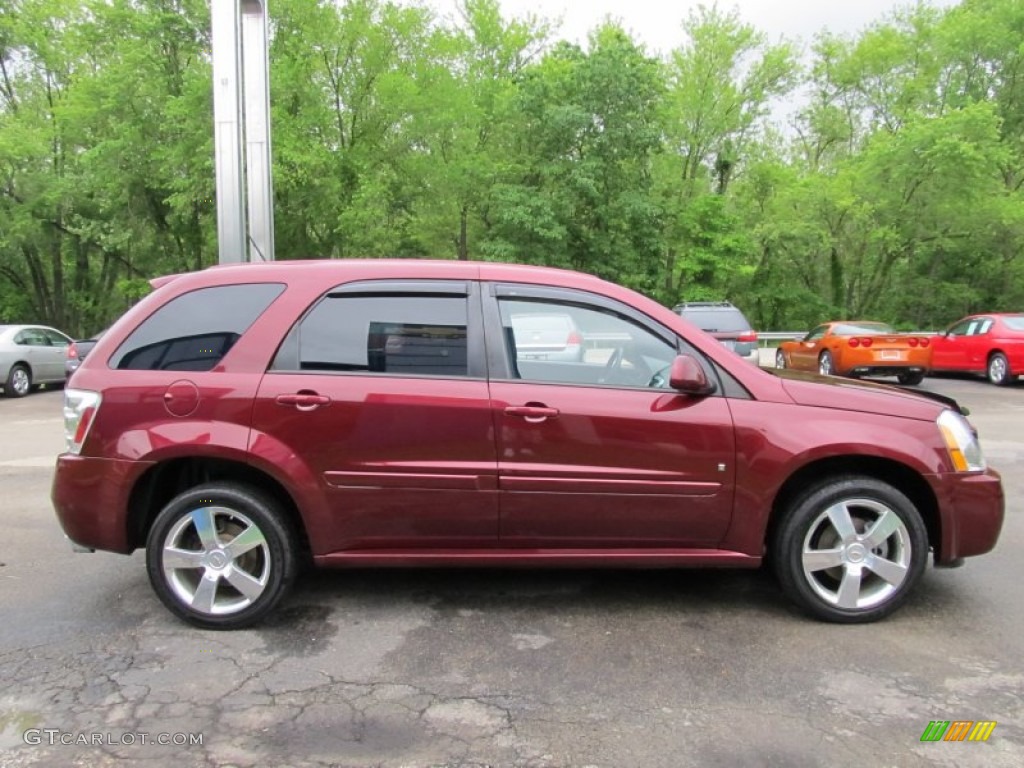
{"left": 276, "top": 392, "right": 331, "bottom": 411}
{"left": 504, "top": 405, "right": 560, "bottom": 423}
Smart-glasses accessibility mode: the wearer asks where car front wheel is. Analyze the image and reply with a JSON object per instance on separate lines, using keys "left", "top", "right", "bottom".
{"left": 146, "top": 483, "right": 299, "bottom": 629}
{"left": 987, "top": 352, "right": 1011, "bottom": 386}
{"left": 773, "top": 476, "right": 928, "bottom": 623}
{"left": 818, "top": 351, "right": 834, "bottom": 376}
{"left": 775, "top": 349, "right": 786, "bottom": 369}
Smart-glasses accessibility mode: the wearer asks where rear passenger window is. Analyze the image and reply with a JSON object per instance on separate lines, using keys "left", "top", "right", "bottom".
{"left": 282, "top": 295, "right": 469, "bottom": 377}
{"left": 111, "top": 283, "right": 284, "bottom": 371}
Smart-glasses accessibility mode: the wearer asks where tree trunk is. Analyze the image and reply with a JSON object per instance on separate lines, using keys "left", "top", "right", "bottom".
{"left": 457, "top": 204, "right": 469, "bottom": 260}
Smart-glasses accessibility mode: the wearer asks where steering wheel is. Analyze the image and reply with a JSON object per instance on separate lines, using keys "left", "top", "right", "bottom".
{"left": 599, "top": 347, "right": 623, "bottom": 384}
{"left": 648, "top": 365, "right": 670, "bottom": 389}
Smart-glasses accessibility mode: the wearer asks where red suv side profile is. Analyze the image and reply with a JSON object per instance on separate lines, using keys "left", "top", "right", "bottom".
{"left": 53, "top": 260, "right": 1004, "bottom": 629}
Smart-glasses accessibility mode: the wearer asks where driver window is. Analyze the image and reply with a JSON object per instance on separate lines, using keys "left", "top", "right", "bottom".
{"left": 948, "top": 320, "right": 972, "bottom": 336}
{"left": 976, "top": 319, "right": 993, "bottom": 335}
{"left": 497, "top": 299, "right": 677, "bottom": 388}
{"left": 806, "top": 326, "right": 827, "bottom": 341}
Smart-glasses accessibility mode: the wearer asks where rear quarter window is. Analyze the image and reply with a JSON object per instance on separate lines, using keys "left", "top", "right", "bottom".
{"left": 110, "top": 283, "right": 285, "bottom": 371}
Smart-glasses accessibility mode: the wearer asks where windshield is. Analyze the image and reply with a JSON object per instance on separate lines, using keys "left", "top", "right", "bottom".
{"left": 679, "top": 310, "right": 750, "bottom": 333}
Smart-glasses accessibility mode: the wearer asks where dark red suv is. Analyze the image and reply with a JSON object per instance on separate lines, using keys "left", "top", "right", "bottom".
{"left": 53, "top": 260, "right": 1004, "bottom": 629}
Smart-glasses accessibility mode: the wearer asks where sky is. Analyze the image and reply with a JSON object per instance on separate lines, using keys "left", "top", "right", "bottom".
{"left": 427, "top": 0, "right": 961, "bottom": 53}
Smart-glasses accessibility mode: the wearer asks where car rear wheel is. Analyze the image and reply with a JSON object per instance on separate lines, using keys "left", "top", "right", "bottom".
{"left": 4, "top": 364, "right": 31, "bottom": 398}
{"left": 146, "top": 483, "right": 299, "bottom": 629}
{"left": 987, "top": 353, "right": 1011, "bottom": 386}
{"left": 773, "top": 476, "right": 928, "bottom": 623}
{"left": 818, "top": 351, "right": 834, "bottom": 376}
{"left": 775, "top": 350, "right": 786, "bottom": 369}
{"left": 897, "top": 371, "right": 924, "bottom": 386}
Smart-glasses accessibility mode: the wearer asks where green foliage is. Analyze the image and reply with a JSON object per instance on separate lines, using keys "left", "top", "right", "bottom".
{"left": 0, "top": 0, "right": 1022, "bottom": 334}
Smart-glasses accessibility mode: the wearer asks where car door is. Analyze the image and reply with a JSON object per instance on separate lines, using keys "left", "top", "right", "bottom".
{"left": 931, "top": 318, "right": 974, "bottom": 371}
{"left": 251, "top": 280, "right": 499, "bottom": 554}
{"left": 963, "top": 317, "right": 994, "bottom": 371}
{"left": 791, "top": 325, "right": 828, "bottom": 371}
{"left": 484, "top": 284, "right": 736, "bottom": 548}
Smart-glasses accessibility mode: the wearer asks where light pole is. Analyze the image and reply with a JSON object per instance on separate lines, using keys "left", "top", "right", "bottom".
{"left": 211, "top": 0, "right": 275, "bottom": 264}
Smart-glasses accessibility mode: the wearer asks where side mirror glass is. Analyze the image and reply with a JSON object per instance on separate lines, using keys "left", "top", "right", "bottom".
{"left": 669, "top": 354, "right": 717, "bottom": 396}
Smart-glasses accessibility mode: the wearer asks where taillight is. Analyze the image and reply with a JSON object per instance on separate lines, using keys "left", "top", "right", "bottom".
{"left": 567, "top": 331, "right": 583, "bottom": 345}
{"left": 860, "top": 337, "right": 873, "bottom": 348}
{"left": 63, "top": 389, "right": 102, "bottom": 455}
{"left": 67, "top": 342, "right": 79, "bottom": 360}
{"left": 849, "top": 338, "right": 860, "bottom": 348}
{"left": 919, "top": 337, "right": 930, "bottom": 348}
{"left": 737, "top": 331, "right": 758, "bottom": 343}
{"left": 908, "top": 338, "right": 919, "bottom": 347}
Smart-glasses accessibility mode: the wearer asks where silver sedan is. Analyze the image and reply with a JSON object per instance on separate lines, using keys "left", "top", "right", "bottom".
{"left": 0, "top": 324, "right": 73, "bottom": 397}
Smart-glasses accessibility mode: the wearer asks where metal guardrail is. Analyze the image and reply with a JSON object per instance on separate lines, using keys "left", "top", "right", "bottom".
{"left": 758, "top": 332, "right": 804, "bottom": 347}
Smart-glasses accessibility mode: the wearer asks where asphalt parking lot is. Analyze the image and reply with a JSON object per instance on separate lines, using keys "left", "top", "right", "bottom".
{"left": 1, "top": 375, "right": 1021, "bottom": 768}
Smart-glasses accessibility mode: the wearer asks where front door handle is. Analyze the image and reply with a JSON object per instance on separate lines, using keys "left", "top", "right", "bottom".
{"left": 505, "top": 404, "right": 560, "bottom": 423}
{"left": 276, "top": 392, "right": 331, "bottom": 411}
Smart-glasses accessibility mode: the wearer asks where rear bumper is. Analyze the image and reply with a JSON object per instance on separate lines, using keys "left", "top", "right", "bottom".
{"left": 52, "top": 454, "right": 153, "bottom": 554}
{"left": 929, "top": 468, "right": 1004, "bottom": 563}
{"left": 848, "top": 365, "right": 926, "bottom": 377}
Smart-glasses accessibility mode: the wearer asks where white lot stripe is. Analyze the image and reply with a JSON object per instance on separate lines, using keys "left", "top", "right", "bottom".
{"left": 0, "top": 457, "right": 57, "bottom": 468}
{"left": 9, "top": 418, "right": 63, "bottom": 426}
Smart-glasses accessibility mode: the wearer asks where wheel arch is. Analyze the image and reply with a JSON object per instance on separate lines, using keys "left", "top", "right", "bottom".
{"left": 987, "top": 348, "right": 1009, "bottom": 366}
{"left": 125, "top": 457, "right": 310, "bottom": 557}
{"left": 766, "top": 455, "right": 941, "bottom": 558}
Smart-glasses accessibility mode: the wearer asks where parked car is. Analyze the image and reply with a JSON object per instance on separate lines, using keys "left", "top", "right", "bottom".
{"left": 52, "top": 261, "right": 1003, "bottom": 629}
{"left": 509, "top": 312, "right": 584, "bottom": 361}
{"left": 0, "top": 324, "right": 72, "bottom": 397}
{"left": 64, "top": 331, "right": 105, "bottom": 381}
{"left": 673, "top": 301, "right": 759, "bottom": 364}
{"left": 776, "top": 321, "right": 930, "bottom": 385}
{"left": 928, "top": 313, "right": 1024, "bottom": 386}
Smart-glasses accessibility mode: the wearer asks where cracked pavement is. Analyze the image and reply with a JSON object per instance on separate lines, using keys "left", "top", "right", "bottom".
{"left": 1, "top": 381, "right": 1022, "bottom": 767}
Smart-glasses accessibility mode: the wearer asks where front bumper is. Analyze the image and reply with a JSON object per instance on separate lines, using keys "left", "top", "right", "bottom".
{"left": 52, "top": 454, "right": 153, "bottom": 554}
{"left": 929, "top": 468, "right": 1004, "bottom": 563}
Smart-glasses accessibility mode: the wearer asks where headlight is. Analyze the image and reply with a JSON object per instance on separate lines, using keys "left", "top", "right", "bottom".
{"left": 937, "top": 409, "right": 986, "bottom": 472}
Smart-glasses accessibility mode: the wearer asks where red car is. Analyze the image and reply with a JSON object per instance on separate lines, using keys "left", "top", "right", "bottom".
{"left": 52, "top": 261, "right": 1003, "bottom": 628}
{"left": 929, "top": 313, "right": 1024, "bottom": 386}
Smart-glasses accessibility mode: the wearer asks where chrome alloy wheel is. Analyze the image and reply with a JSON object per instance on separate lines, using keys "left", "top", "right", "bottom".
{"left": 11, "top": 366, "right": 30, "bottom": 396}
{"left": 800, "top": 498, "right": 912, "bottom": 611}
{"left": 161, "top": 506, "right": 270, "bottom": 616}
{"left": 818, "top": 352, "right": 834, "bottom": 376}
{"left": 988, "top": 353, "right": 1008, "bottom": 385}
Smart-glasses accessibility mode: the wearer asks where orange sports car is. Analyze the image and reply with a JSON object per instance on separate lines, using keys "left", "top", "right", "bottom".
{"left": 775, "top": 321, "right": 931, "bottom": 385}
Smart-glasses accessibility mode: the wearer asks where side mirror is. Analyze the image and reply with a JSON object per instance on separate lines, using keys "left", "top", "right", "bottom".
{"left": 669, "top": 354, "right": 717, "bottom": 396}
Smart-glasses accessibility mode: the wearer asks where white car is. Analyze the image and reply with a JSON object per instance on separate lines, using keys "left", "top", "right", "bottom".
{"left": 0, "top": 324, "right": 73, "bottom": 397}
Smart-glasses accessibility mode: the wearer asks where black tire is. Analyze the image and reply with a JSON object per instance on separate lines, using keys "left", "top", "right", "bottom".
{"left": 773, "top": 476, "right": 928, "bottom": 623}
{"left": 987, "top": 352, "right": 1011, "bottom": 386}
{"left": 818, "top": 351, "right": 834, "bottom": 376}
{"left": 146, "top": 483, "right": 299, "bottom": 629}
{"left": 775, "top": 349, "right": 786, "bottom": 369}
{"left": 897, "top": 371, "right": 925, "bottom": 386}
{"left": 4, "top": 363, "right": 31, "bottom": 398}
